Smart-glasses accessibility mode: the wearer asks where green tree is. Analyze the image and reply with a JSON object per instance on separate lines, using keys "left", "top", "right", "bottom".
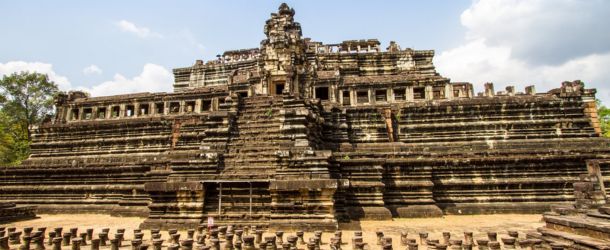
{"left": 599, "top": 100, "right": 610, "bottom": 138}
{"left": 0, "top": 72, "right": 58, "bottom": 165}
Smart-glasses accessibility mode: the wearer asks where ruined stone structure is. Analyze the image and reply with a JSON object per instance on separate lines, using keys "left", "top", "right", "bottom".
{"left": 1, "top": 4, "right": 609, "bottom": 230}
{"left": 530, "top": 160, "right": 610, "bottom": 249}
{"left": 0, "top": 202, "right": 36, "bottom": 224}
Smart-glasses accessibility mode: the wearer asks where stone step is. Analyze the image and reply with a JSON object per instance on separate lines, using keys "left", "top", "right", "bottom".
{"left": 534, "top": 227, "right": 610, "bottom": 249}
{"left": 543, "top": 214, "right": 610, "bottom": 240}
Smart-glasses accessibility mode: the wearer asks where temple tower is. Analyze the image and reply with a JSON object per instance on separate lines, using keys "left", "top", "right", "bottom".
{"left": 259, "top": 3, "right": 307, "bottom": 96}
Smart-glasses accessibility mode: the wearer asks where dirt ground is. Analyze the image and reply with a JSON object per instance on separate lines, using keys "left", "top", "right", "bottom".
{"left": 3, "top": 214, "right": 544, "bottom": 249}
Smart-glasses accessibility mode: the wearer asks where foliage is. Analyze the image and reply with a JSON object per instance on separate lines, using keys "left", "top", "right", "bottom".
{"left": 0, "top": 72, "right": 58, "bottom": 165}
{"left": 598, "top": 99, "right": 610, "bottom": 138}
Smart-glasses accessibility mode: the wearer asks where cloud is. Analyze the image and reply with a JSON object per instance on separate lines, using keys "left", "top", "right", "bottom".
{"left": 82, "top": 64, "right": 102, "bottom": 75}
{"left": 0, "top": 61, "right": 71, "bottom": 90}
{"left": 78, "top": 63, "right": 173, "bottom": 97}
{"left": 435, "top": 0, "right": 610, "bottom": 106}
{"left": 460, "top": 0, "right": 610, "bottom": 65}
{"left": 116, "top": 20, "right": 163, "bottom": 39}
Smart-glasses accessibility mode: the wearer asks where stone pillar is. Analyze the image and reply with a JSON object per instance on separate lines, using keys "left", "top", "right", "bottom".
{"left": 418, "top": 232, "right": 428, "bottom": 246}
{"left": 406, "top": 86, "right": 414, "bottom": 102}
{"left": 133, "top": 103, "right": 140, "bottom": 117}
{"left": 181, "top": 239, "right": 194, "bottom": 250}
{"left": 254, "top": 231, "right": 263, "bottom": 244}
{"left": 51, "top": 238, "right": 62, "bottom": 250}
{"left": 445, "top": 84, "right": 454, "bottom": 100}
{"left": 442, "top": 232, "right": 451, "bottom": 245}
{"left": 91, "top": 239, "right": 100, "bottom": 250}
{"left": 375, "top": 231, "right": 383, "bottom": 246}
{"left": 501, "top": 238, "right": 515, "bottom": 249}
{"left": 152, "top": 239, "right": 163, "bottom": 250}
{"left": 20, "top": 235, "right": 32, "bottom": 250}
{"left": 8, "top": 232, "right": 21, "bottom": 245}
{"left": 484, "top": 83, "right": 494, "bottom": 97}
{"left": 110, "top": 239, "right": 119, "bottom": 250}
{"left": 486, "top": 232, "right": 497, "bottom": 242}
{"left": 115, "top": 232, "right": 124, "bottom": 247}
{"left": 0, "top": 236, "right": 9, "bottom": 250}
{"left": 464, "top": 232, "right": 473, "bottom": 246}
{"left": 425, "top": 85, "right": 433, "bottom": 100}
{"left": 98, "top": 233, "right": 108, "bottom": 246}
{"left": 32, "top": 236, "right": 44, "bottom": 250}
{"left": 195, "top": 100, "right": 202, "bottom": 114}
{"left": 62, "top": 233, "right": 71, "bottom": 246}
{"left": 71, "top": 238, "right": 81, "bottom": 250}
{"left": 170, "top": 234, "right": 181, "bottom": 245}
{"left": 79, "top": 233, "right": 87, "bottom": 246}
{"left": 407, "top": 242, "right": 418, "bottom": 250}
{"left": 506, "top": 86, "right": 515, "bottom": 96}
{"left": 86, "top": 229, "right": 93, "bottom": 241}
{"left": 476, "top": 239, "right": 488, "bottom": 250}
{"left": 296, "top": 232, "right": 304, "bottom": 245}
{"left": 119, "top": 104, "right": 126, "bottom": 118}
{"left": 525, "top": 85, "right": 536, "bottom": 95}
{"left": 242, "top": 236, "right": 255, "bottom": 250}
{"left": 47, "top": 232, "right": 56, "bottom": 246}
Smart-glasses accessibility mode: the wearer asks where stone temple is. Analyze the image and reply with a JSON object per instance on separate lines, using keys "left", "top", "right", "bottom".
{"left": 1, "top": 4, "right": 609, "bottom": 230}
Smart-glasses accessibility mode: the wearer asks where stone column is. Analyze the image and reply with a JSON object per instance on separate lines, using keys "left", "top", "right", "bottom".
{"left": 98, "top": 233, "right": 108, "bottom": 246}
{"left": 445, "top": 84, "right": 454, "bottom": 100}
{"left": 295, "top": 232, "right": 304, "bottom": 245}
{"left": 20, "top": 235, "right": 32, "bottom": 250}
{"left": 91, "top": 239, "right": 100, "bottom": 250}
{"left": 78, "top": 233, "right": 87, "bottom": 246}
{"left": 170, "top": 234, "right": 181, "bottom": 245}
{"left": 275, "top": 232, "right": 283, "bottom": 245}
{"left": 119, "top": 104, "right": 126, "bottom": 118}
{"left": 51, "top": 238, "right": 62, "bottom": 250}
{"left": 476, "top": 239, "right": 488, "bottom": 250}
{"left": 486, "top": 232, "right": 497, "bottom": 242}
{"left": 242, "top": 236, "right": 255, "bottom": 250}
{"left": 8, "top": 232, "right": 21, "bottom": 245}
{"left": 484, "top": 83, "right": 494, "bottom": 97}
{"left": 181, "top": 239, "right": 194, "bottom": 250}
{"left": 406, "top": 86, "right": 414, "bottom": 102}
{"left": 87, "top": 228, "right": 93, "bottom": 240}
{"left": 71, "top": 238, "right": 82, "bottom": 250}
{"left": 418, "top": 232, "right": 428, "bottom": 246}
{"left": 32, "top": 236, "right": 44, "bottom": 250}
{"left": 425, "top": 85, "right": 433, "bottom": 100}
{"left": 47, "top": 232, "right": 56, "bottom": 246}
{"left": 152, "top": 239, "right": 163, "bottom": 250}
{"left": 110, "top": 239, "right": 119, "bottom": 250}
{"left": 62, "top": 233, "right": 71, "bottom": 246}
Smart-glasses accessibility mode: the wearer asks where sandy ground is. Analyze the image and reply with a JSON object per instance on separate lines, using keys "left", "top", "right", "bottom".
{"left": 3, "top": 214, "right": 544, "bottom": 249}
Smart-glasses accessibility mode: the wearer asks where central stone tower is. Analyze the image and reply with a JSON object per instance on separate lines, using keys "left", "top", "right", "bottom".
{"left": 259, "top": 3, "right": 307, "bottom": 96}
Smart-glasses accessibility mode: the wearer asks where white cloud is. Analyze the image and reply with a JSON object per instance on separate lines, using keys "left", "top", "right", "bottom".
{"left": 116, "top": 20, "right": 163, "bottom": 39}
{"left": 435, "top": 0, "right": 610, "bottom": 106}
{"left": 82, "top": 64, "right": 102, "bottom": 75}
{"left": 78, "top": 63, "right": 172, "bottom": 97}
{"left": 0, "top": 61, "right": 71, "bottom": 90}
{"left": 460, "top": 0, "right": 610, "bottom": 64}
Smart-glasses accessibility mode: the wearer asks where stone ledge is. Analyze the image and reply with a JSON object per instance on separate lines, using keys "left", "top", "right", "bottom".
{"left": 394, "top": 205, "right": 443, "bottom": 218}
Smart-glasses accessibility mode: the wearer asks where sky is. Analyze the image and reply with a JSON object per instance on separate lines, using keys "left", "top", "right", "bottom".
{"left": 1, "top": 0, "right": 609, "bottom": 105}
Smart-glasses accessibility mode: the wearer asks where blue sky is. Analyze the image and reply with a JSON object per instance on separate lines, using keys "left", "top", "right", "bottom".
{"left": 1, "top": 0, "right": 609, "bottom": 105}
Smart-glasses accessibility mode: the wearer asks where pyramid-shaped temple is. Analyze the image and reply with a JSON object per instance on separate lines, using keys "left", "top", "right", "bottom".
{"left": 1, "top": 4, "right": 609, "bottom": 230}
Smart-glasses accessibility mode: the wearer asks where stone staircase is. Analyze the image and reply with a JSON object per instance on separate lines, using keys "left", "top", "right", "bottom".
{"left": 529, "top": 160, "right": 610, "bottom": 250}
{"left": 221, "top": 95, "right": 286, "bottom": 179}
{"left": 199, "top": 95, "right": 287, "bottom": 227}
